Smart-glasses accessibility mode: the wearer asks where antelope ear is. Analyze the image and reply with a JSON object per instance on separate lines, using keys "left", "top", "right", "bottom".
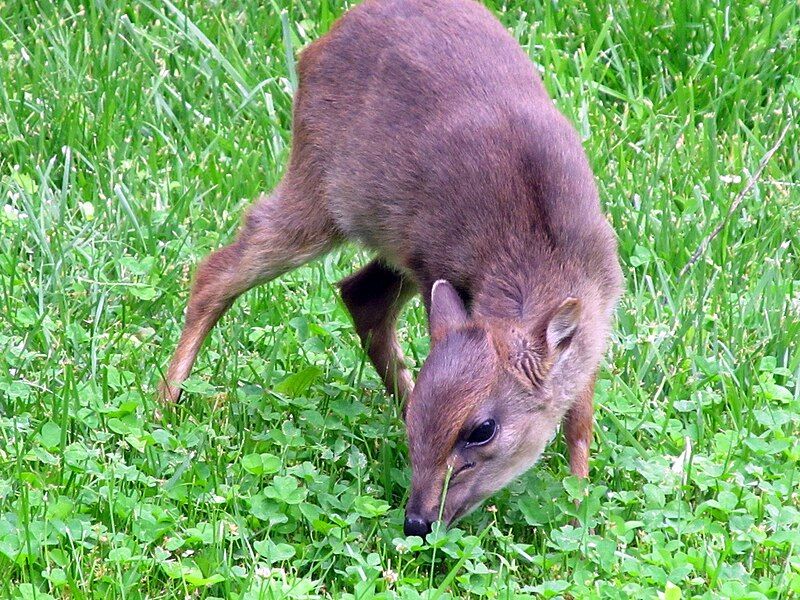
{"left": 546, "top": 297, "right": 581, "bottom": 354}
{"left": 429, "top": 280, "right": 468, "bottom": 344}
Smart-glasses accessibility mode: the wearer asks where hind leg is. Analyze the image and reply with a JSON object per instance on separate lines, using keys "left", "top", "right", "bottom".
{"left": 161, "top": 186, "right": 339, "bottom": 401}
{"left": 339, "top": 259, "right": 416, "bottom": 402}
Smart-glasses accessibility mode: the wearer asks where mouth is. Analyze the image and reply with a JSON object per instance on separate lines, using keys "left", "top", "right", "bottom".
{"left": 447, "top": 506, "right": 468, "bottom": 525}
{"left": 444, "top": 486, "right": 494, "bottom": 526}
{"left": 446, "top": 497, "right": 480, "bottom": 526}
{"left": 444, "top": 507, "right": 471, "bottom": 528}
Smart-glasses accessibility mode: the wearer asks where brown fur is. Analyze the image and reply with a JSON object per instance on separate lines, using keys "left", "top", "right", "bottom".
{"left": 564, "top": 373, "right": 596, "bottom": 479}
{"left": 338, "top": 259, "right": 416, "bottom": 399}
{"left": 161, "top": 0, "right": 622, "bottom": 532}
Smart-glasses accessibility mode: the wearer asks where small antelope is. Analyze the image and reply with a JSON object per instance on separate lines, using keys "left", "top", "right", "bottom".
{"left": 162, "top": 0, "right": 622, "bottom": 536}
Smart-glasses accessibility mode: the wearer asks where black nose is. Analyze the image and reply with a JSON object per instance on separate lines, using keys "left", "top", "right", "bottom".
{"left": 404, "top": 515, "right": 432, "bottom": 537}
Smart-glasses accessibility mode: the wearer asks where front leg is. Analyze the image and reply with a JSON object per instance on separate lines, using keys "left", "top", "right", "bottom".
{"left": 564, "top": 373, "right": 596, "bottom": 479}
{"left": 338, "top": 259, "right": 416, "bottom": 402}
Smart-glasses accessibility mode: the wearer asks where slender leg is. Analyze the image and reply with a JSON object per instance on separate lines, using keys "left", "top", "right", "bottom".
{"left": 160, "top": 188, "right": 339, "bottom": 402}
{"left": 564, "top": 373, "right": 596, "bottom": 479}
{"left": 338, "top": 259, "right": 416, "bottom": 402}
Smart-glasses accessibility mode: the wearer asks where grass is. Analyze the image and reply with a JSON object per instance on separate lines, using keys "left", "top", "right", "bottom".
{"left": 0, "top": 0, "right": 799, "bottom": 597}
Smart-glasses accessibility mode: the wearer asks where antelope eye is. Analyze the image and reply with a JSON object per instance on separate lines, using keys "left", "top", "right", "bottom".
{"left": 466, "top": 419, "right": 497, "bottom": 446}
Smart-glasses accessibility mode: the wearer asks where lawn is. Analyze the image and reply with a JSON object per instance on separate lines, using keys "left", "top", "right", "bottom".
{"left": 1, "top": 0, "right": 799, "bottom": 598}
